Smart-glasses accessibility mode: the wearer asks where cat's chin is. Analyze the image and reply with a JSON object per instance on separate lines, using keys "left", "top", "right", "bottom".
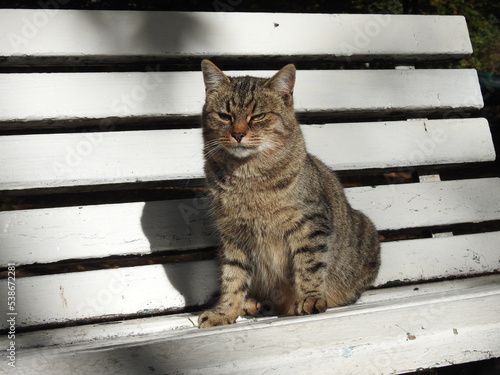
{"left": 226, "top": 146, "right": 259, "bottom": 159}
{"left": 223, "top": 144, "right": 265, "bottom": 158}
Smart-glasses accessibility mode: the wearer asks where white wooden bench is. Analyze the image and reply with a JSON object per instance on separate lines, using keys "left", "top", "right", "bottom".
{"left": 1, "top": 9, "right": 499, "bottom": 374}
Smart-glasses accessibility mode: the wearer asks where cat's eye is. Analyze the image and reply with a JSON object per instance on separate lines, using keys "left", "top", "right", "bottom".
{"left": 217, "top": 113, "right": 232, "bottom": 122}
{"left": 251, "top": 113, "right": 266, "bottom": 122}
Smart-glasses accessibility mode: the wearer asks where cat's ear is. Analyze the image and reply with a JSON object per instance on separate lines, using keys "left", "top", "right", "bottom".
{"left": 201, "top": 59, "right": 230, "bottom": 92}
{"left": 265, "top": 64, "right": 296, "bottom": 106}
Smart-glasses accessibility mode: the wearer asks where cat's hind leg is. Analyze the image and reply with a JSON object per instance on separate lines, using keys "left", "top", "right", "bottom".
{"left": 326, "top": 287, "right": 361, "bottom": 308}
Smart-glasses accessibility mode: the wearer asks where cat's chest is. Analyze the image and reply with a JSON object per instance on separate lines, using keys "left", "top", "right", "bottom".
{"left": 215, "top": 185, "right": 299, "bottom": 228}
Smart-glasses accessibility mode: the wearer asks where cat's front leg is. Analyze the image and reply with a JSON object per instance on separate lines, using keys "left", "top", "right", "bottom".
{"left": 198, "top": 238, "right": 252, "bottom": 328}
{"left": 290, "top": 230, "right": 331, "bottom": 315}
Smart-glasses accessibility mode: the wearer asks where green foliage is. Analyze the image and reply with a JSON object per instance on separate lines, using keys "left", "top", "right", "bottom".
{"left": 349, "top": 0, "right": 500, "bottom": 73}
{"left": 420, "top": 0, "right": 500, "bottom": 73}
{"left": 351, "top": 0, "right": 403, "bottom": 14}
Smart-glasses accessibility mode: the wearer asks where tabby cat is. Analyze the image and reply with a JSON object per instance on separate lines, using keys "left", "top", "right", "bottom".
{"left": 198, "top": 60, "right": 380, "bottom": 328}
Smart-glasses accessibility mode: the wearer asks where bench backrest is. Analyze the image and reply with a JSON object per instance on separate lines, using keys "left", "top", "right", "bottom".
{"left": 0, "top": 10, "right": 498, "bottom": 330}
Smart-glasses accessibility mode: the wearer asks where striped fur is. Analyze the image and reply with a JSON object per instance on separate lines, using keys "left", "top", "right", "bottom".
{"left": 198, "top": 60, "right": 380, "bottom": 328}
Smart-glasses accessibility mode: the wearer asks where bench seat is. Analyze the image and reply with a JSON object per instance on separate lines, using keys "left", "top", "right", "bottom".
{"left": 13, "top": 275, "right": 500, "bottom": 374}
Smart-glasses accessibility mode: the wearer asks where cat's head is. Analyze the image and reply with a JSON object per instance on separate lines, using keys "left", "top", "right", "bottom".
{"left": 201, "top": 60, "right": 300, "bottom": 160}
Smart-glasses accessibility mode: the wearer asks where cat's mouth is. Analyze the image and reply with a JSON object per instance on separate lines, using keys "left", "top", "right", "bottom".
{"left": 225, "top": 144, "right": 260, "bottom": 158}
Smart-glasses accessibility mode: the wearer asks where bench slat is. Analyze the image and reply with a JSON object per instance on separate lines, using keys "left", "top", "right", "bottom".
{"left": 375, "top": 232, "right": 500, "bottom": 285}
{"left": 350, "top": 177, "right": 500, "bottom": 231}
{"left": 18, "top": 281, "right": 500, "bottom": 375}
{"left": 0, "top": 119, "right": 493, "bottom": 191}
{"left": 2, "top": 178, "right": 499, "bottom": 266}
{"left": 2, "top": 231, "right": 499, "bottom": 329}
{"left": 12, "top": 275, "right": 500, "bottom": 374}
{"left": 16, "top": 275, "right": 499, "bottom": 351}
{"left": 304, "top": 118, "right": 494, "bottom": 170}
{"left": 0, "top": 11, "right": 472, "bottom": 65}
{"left": 0, "top": 69, "right": 482, "bottom": 127}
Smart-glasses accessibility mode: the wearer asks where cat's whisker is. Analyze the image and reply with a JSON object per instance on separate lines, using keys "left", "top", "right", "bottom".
{"left": 204, "top": 145, "right": 224, "bottom": 159}
{"left": 204, "top": 139, "right": 221, "bottom": 149}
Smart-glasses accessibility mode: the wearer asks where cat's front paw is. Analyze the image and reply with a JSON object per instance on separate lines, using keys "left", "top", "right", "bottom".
{"left": 198, "top": 310, "right": 237, "bottom": 328}
{"left": 294, "top": 296, "right": 327, "bottom": 315}
{"left": 242, "top": 297, "right": 276, "bottom": 317}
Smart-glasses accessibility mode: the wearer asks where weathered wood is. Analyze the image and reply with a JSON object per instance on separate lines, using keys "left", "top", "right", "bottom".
{"left": 0, "top": 119, "right": 493, "bottom": 191}
{"left": 303, "top": 118, "right": 494, "bottom": 170}
{"left": 2, "top": 231, "right": 499, "bottom": 329}
{"left": 0, "top": 11, "right": 472, "bottom": 65}
{"left": 2, "top": 178, "right": 499, "bottom": 266}
{"left": 0, "top": 69, "right": 483, "bottom": 127}
{"left": 12, "top": 275, "right": 500, "bottom": 374}
{"left": 349, "top": 178, "right": 500, "bottom": 231}
{"left": 0, "top": 128, "right": 204, "bottom": 190}
{"left": 15, "top": 274, "right": 499, "bottom": 351}
{"left": 0, "top": 198, "right": 214, "bottom": 265}
{"left": 375, "top": 231, "right": 500, "bottom": 285}
{"left": 1, "top": 260, "right": 219, "bottom": 329}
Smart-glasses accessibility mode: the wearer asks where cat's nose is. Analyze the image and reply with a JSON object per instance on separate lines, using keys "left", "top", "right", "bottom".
{"left": 231, "top": 131, "right": 246, "bottom": 143}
